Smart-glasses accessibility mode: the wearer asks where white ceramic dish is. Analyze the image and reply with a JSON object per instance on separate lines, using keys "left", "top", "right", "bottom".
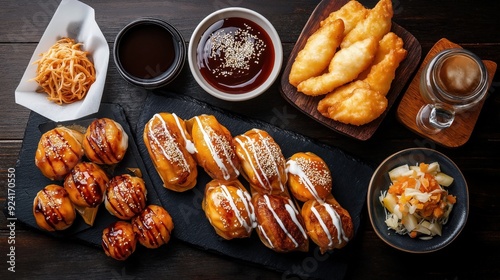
{"left": 188, "top": 7, "right": 283, "bottom": 101}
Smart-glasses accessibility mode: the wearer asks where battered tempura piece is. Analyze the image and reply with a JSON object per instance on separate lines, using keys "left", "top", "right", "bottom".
{"left": 297, "top": 37, "right": 378, "bottom": 96}
{"left": 289, "top": 19, "right": 345, "bottom": 87}
{"left": 320, "top": 0, "right": 368, "bottom": 36}
{"left": 359, "top": 32, "right": 407, "bottom": 95}
{"left": 340, "top": 0, "right": 393, "bottom": 49}
{"left": 317, "top": 32, "right": 407, "bottom": 126}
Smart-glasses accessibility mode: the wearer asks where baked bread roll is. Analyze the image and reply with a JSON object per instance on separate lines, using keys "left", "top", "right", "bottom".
{"left": 33, "top": 184, "right": 76, "bottom": 231}
{"left": 105, "top": 174, "right": 147, "bottom": 220}
{"left": 301, "top": 195, "right": 354, "bottom": 254}
{"left": 202, "top": 179, "right": 256, "bottom": 240}
{"left": 234, "top": 129, "right": 287, "bottom": 195}
{"left": 35, "top": 126, "right": 84, "bottom": 180}
{"left": 102, "top": 221, "right": 137, "bottom": 261}
{"left": 83, "top": 118, "right": 129, "bottom": 165}
{"left": 186, "top": 114, "right": 240, "bottom": 181}
{"left": 132, "top": 204, "right": 174, "bottom": 248}
{"left": 286, "top": 152, "right": 332, "bottom": 202}
{"left": 252, "top": 193, "right": 309, "bottom": 253}
{"left": 143, "top": 113, "right": 198, "bottom": 192}
{"left": 63, "top": 161, "right": 109, "bottom": 225}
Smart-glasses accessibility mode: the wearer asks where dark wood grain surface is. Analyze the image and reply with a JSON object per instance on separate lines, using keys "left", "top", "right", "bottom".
{"left": 1, "top": 0, "right": 499, "bottom": 279}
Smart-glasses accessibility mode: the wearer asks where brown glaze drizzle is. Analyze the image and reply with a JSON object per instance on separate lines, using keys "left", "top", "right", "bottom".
{"left": 133, "top": 205, "right": 173, "bottom": 248}
{"left": 65, "top": 162, "right": 108, "bottom": 207}
{"left": 102, "top": 221, "right": 137, "bottom": 261}
{"left": 36, "top": 127, "right": 84, "bottom": 180}
{"left": 33, "top": 185, "right": 75, "bottom": 231}
{"left": 105, "top": 175, "right": 147, "bottom": 220}
{"left": 84, "top": 118, "right": 127, "bottom": 165}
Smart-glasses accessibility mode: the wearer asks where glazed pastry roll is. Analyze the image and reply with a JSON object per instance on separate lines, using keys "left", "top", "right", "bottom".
{"left": 64, "top": 162, "right": 109, "bottom": 225}
{"left": 234, "top": 129, "right": 287, "bottom": 195}
{"left": 252, "top": 193, "right": 309, "bottom": 253}
{"left": 186, "top": 114, "right": 240, "bottom": 181}
{"left": 286, "top": 152, "right": 332, "bottom": 202}
{"left": 301, "top": 195, "right": 354, "bottom": 254}
{"left": 202, "top": 179, "right": 256, "bottom": 240}
{"left": 105, "top": 174, "right": 147, "bottom": 220}
{"left": 33, "top": 184, "right": 76, "bottom": 231}
{"left": 143, "top": 113, "right": 198, "bottom": 192}
{"left": 35, "top": 126, "right": 84, "bottom": 180}
{"left": 132, "top": 204, "right": 174, "bottom": 249}
{"left": 83, "top": 118, "right": 129, "bottom": 165}
{"left": 102, "top": 221, "right": 137, "bottom": 261}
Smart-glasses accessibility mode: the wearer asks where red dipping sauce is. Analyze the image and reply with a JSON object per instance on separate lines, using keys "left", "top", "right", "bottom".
{"left": 196, "top": 17, "right": 275, "bottom": 94}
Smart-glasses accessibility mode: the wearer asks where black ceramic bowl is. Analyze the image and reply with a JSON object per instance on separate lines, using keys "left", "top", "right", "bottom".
{"left": 113, "top": 17, "right": 185, "bottom": 89}
{"left": 367, "top": 148, "right": 469, "bottom": 253}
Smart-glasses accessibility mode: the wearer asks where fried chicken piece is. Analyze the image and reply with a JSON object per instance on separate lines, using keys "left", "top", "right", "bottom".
{"left": 340, "top": 0, "right": 393, "bottom": 49}
{"left": 359, "top": 32, "right": 408, "bottom": 95}
{"left": 317, "top": 81, "right": 387, "bottom": 126}
{"left": 289, "top": 19, "right": 345, "bottom": 87}
{"left": 297, "top": 36, "right": 378, "bottom": 96}
{"left": 320, "top": 0, "right": 368, "bottom": 36}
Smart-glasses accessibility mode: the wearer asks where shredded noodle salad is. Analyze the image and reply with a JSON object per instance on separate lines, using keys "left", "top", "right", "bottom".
{"left": 379, "top": 162, "right": 457, "bottom": 239}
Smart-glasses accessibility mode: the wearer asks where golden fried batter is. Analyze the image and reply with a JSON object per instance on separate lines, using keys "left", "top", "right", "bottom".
{"left": 359, "top": 32, "right": 407, "bottom": 95}
{"left": 318, "top": 87, "right": 387, "bottom": 126}
{"left": 340, "top": 0, "right": 393, "bottom": 49}
{"left": 297, "top": 36, "right": 378, "bottom": 96}
{"left": 289, "top": 19, "right": 344, "bottom": 87}
{"left": 320, "top": 0, "right": 368, "bottom": 36}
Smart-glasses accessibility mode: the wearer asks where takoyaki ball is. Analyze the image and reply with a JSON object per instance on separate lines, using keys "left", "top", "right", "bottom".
{"left": 35, "top": 126, "right": 84, "bottom": 180}
{"left": 33, "top": 184, "right": 76, "bottom": 231}
{"left": 102, "top": 221, "right": 137, "bottom": 261}
{"left": 132, "top": 204, "right": 174, "bottom": 248}
{"left": 105, "top": 174, "right": 147, "bottom": 220}
{"left": 83, "top": 118, "right": 129, "bottom": 165}
{"left": 64, "top": 161, "right": 109, "bottom": 208}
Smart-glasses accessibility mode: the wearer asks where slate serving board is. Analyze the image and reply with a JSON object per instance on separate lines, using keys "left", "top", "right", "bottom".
{"left": 135, "top": 92, "right": 374, "bottom": 279}
{"left": 10, "top": 103, "right": 160, "bottom": 246}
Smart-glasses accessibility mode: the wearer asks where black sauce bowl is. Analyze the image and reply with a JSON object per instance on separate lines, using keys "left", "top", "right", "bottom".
{"left": 113, "top": 17, "right": 185, "bottom": 89}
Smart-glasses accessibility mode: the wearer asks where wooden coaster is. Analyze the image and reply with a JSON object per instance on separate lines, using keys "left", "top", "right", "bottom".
{"left": 397, "top": 38, "right": 497, "bottom": 148}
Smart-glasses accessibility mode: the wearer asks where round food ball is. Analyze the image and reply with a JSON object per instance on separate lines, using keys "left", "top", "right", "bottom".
{"left": 105, "top": 174, "right": 147, "bottom": 220}
{"left": 132, "top": 204, "right": 174, "bottom": 248}
{"left": 102, "top": 221, "right": 137, "bottom": 261}
{"left": 33, "top": 184, "right": 76, "bottom": 231}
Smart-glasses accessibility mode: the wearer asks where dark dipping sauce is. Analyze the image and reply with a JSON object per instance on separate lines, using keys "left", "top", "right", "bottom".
{"left": 196, "top": 17, "right": 275, "bottom": 94}
{"left": 118, "top": 23, "right": 175, "bottom": 79}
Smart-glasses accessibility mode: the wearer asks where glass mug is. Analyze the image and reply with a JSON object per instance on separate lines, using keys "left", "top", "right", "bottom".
{"left": 416, "top": 48, "right": 489, "bottom": 134}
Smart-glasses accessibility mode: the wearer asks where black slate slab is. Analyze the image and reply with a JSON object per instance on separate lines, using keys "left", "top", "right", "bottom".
{"left": 135, "top": 92, "right": 374, "bottom": 280}
{"left": 9, "top": 103, "right": 160, "bottom": 247}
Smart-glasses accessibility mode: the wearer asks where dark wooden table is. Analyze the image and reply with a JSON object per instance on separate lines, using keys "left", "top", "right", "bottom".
{"left": 1, "top": 0, "right": 499, "bottom": 279}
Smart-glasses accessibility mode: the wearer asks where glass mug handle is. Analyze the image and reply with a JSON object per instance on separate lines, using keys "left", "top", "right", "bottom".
{"left": 416, "top": 103, "right": 456, "bottom": 134}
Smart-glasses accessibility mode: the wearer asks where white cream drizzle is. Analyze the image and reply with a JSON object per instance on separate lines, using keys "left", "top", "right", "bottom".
{"left": 194, "top": 116, "right": 239, "bottom": 180}
{"left": 217, "top": 184, "right": 254, "bottom": 233}
{"left": 255, "top": 130, "right": 285, "bottom": 192}
{"left": 315, "top": 201, "right": 350, "bottom": 246}
{"left": 263, "top": 194, "right": 299, "bottom": 248}
{"left": 235, "top": 135, "right": 270, "bottom": 192}
{"left": 148, "top": 113, "right": 190, "bottom": 171}
{"left": 172, "top": 113, "right": 197, "bottom": 154}
{"left": 286, "top": 159, "right": 322, "bottom": 201}
{"left": 258, "top": 224, "right": 274, "bottom": 248}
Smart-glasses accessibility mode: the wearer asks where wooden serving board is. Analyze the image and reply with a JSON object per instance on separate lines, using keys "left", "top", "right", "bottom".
{"left": 397, "top": 38, "right": 497, "bottom": 148}
{"left": 280, "top": 0, "right": 422, "bottom": 141}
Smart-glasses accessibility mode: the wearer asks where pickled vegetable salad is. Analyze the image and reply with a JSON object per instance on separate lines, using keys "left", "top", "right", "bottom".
{"left": 379, "top": 162, "right": 457, "bottom": 239}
